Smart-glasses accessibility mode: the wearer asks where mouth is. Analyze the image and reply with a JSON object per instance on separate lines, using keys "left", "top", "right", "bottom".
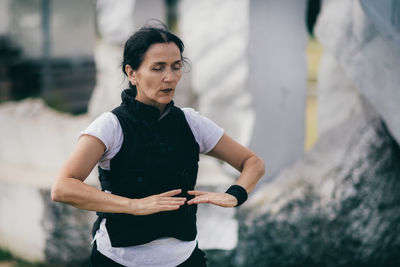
{"left": 160, "top": 88, "right": 174, "bottom": 93}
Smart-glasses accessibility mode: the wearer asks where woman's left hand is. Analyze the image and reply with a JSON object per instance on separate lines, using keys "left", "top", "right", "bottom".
{"left": 186, "top": 190, "right": 237, "bottom": 208}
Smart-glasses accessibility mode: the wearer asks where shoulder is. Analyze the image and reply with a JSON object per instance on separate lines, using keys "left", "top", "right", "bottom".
{"left": 80, "top": 112, "right": 122, "bottom": 152}
{"left": 180, "top": 107, "right": 224, "bottom": 153}
{"left": 181, "top": 107, "right": 199, "bottom": 121}
{"left": 181, "top": 107, "right": 219, "bottom": 131}
{"left": 94, "top": 112, "right": 120, "bottom": 125}
{"left": 181, "top": 107, "right": 197, "bottom": 115}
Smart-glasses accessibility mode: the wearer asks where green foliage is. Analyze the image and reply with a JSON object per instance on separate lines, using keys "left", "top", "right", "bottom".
{"left": 13, "top": 259, "right": 46, "bottom": 267}
{"left": 0, "top": 247, "right": 13, "bottom": 261}
{"left": 0, "top": 247, "right": 46, "bottom": 267}
{"left": 43, "top": 92, "right": 68, "bottom": 113}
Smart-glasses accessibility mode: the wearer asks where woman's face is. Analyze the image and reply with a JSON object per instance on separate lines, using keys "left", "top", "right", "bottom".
{"left": 126, "top": 42, "right": 183, "bottom": 110}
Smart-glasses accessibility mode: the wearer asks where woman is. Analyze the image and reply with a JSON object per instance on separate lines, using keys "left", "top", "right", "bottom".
{"left": 51, "top": 24, "right": 265, "bottom": 267}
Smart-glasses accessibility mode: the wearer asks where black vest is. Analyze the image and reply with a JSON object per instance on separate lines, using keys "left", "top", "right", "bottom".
{"left": 93, "top": 89, "right": 200, "bottom": 247}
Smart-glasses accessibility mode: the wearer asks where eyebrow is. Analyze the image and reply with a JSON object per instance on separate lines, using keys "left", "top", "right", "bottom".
{"left": 153, "top": 60, "right": 182, "bottom": 65}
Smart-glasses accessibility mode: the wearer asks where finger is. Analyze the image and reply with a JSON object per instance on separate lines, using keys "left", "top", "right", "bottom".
{"left": 158, "top": 205, "right": 181, "bottom": 212}
{"left": 160, "top": 189, "right": 182, "bottom": 197}
{"left": 161, "top": 196, "right": 186, "bottom": 201}
{"left": 159, "top": 199, "right": 186, "bottom": 205}
{"left": 187, "top": 196, "right": 205, "bottom": 205}
{"left": 187, "top": 190, "right": 207, "bottom": 196}
{"left": 167, "top": 197, "right": 187, "bottom": 202}
{"left": 187, "top": 195, "right": 211, "bottom": 205}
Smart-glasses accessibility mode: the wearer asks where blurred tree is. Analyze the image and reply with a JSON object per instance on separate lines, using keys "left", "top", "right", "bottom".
{"left": 166, "top": 0, "right": 179, "bottom": 31}
{"left": 306, "top": 0, "right": 321, "bottom": 36}
{"left": 0, "top": 37, "right": 22, "bottom": 102}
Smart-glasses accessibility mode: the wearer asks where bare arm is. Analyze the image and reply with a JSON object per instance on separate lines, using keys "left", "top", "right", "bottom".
{"left": 207, "top": 133, "right": 265, "bottom": 193}
{"left": 51, "top": 135, "right": 186, "bottom": 215}
{"left": 187, "top": 133, "right": 265, "bottom": 207}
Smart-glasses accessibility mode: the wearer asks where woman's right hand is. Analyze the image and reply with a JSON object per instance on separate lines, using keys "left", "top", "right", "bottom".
{"left": 129, "top": 189, "right": 186, "bottom": 216}
{"left": 52, "top": 135, "right": 186, "bottom": 216}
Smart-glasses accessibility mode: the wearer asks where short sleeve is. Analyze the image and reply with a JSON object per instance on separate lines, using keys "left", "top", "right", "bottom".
{"left": 78, "top": 112, "right": 123, "bottom": 170}
{"left": 182, "top": 108, "right": 224, "bottom": 153}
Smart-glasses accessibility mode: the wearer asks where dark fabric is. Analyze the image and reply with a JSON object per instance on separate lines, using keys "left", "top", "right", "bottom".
{"left": 177, "top": 246, "right": 208, "bottom": 267}
{"left": 89, "top": 242, "right": 207, "bottom": 267}
{"left": 92, "top": 89, "right": 200, "bottom": 247}
{"left": 89, "top": 242, "right": 125, "bottom": 267}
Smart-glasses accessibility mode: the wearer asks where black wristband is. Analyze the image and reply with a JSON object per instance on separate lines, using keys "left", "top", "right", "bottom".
{"left": 225, "top": 185, "right": 248, "bottom": 207}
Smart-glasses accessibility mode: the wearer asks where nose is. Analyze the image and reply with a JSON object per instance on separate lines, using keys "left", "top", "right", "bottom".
{"left": 163, "top": 69, "right": 174, "bottom": 83}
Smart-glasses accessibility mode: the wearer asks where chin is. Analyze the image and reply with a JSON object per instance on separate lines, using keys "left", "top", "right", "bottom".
{"left": 156, "top": 95, "right": 174, "bottom": 104}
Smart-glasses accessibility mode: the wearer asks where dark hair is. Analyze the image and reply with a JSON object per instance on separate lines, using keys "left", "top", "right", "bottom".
{"left": 122, "top": 22, "right": 187, "bottom": 95}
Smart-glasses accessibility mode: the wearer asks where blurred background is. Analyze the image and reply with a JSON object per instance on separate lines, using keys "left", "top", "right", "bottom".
{"left": 0, "top": 0, "right": 399, "bottom": 266}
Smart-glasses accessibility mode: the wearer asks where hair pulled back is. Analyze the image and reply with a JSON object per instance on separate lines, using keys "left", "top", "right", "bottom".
{"left": 122, "top": 23, "right": 187, "bottom": 96}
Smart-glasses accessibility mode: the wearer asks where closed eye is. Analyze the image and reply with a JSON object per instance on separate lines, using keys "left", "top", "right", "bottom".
{"left": 172, "top": 63, "right": 182, "bottom": 70}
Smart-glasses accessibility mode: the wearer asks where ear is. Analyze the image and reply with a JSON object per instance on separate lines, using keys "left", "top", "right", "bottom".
{"left": 125, "top": 64, "right": 136, "bottom": 85}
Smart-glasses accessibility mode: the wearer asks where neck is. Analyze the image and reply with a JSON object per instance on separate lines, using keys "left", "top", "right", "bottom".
{"left": 135, "top": 96, "right": 166, "bottom": 114}
{"left": 155, "top": 103, "right": 166, "bottom": 114}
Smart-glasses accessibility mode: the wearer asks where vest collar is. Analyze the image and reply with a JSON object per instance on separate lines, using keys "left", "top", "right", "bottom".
{"left": 121, "top": 89, "right": 174, "bottom": 123}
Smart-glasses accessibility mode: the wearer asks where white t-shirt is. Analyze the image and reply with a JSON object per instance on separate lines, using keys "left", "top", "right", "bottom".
{"left": 80, "top": 107, "right": 224, "bottom": 267}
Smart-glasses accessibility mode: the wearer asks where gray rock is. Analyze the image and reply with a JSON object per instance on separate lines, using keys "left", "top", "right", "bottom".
{"left": 231, "top": 107, "right": 400, "bottom": 267}
{"left": 315, "top": 0, "right": 400, "bottom": 145}
{"left": 317, "top": 52, "right": 362, "bottom": 137}
{"left": 41, "top": 189, "right": 96, "bottom": 266}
